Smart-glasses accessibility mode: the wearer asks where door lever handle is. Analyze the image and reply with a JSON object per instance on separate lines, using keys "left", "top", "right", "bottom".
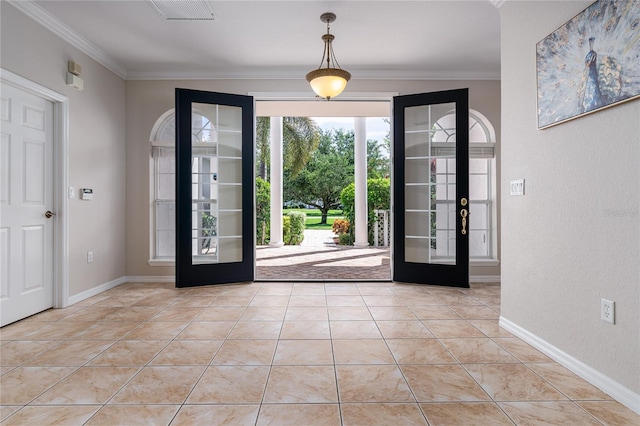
{"left": 460, "top": 198, "right": 468, "bottom": 235}
{"left": 460, "top": 208, "right": 468, "bottom": 235}
{"left": 45, "top": 211, "right": 55, "bottom": 218}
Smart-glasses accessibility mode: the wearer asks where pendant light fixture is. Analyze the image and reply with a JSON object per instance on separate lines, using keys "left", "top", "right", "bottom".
{"left": 306, "top": 13, "right": 351, "bottom": 100}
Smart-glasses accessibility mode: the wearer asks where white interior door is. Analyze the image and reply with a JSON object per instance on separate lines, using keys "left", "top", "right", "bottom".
{"left": 1, "top": 83, "right": 54, "bottom": 326}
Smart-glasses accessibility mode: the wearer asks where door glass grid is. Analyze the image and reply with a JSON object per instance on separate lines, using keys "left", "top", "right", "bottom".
{"left": 469, "top": 158, "right": 491, "bottom": 258}
{"left": 422, "top": 112, "right": 494, "bottom": 260}
{"left": 155, "top": 156, "right": 175, "bottom": 257}
{"left": 404, "top": 103, "right": 457, "bottom": 265}
{"left": 191, "top": 103, "right": 243, "bottom": 265}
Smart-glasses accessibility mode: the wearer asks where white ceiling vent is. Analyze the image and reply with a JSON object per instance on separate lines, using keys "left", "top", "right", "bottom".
{"left": 149, "top": 0, "right": 215, "bottom": 21}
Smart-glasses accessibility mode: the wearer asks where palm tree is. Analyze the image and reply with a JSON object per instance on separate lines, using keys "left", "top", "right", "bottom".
{"left": 256, "top": 117, "right": 321, "bottom": 180}
{"left": 256, "top": 117, "right": 270, "bottom": 180}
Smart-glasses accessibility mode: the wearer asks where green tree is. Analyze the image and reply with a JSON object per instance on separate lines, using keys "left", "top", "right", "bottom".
{"left": 256, "top": 117, "right": 321, "bottom": 180}
{"left": 340, "top": 177, "right": 391, "bottom": 245}
{"left": 322, "top": 128, "right": 354, "bottom": 158}
{"left": 367, "top": 138, "right": 390, "bottom": 179}
{"left": 285, "top": 129, "right": 354, "bottom": 224}
{"left": 256, "top": 117, "right": 271, "bottom": 180}
{"left": 283, "top": 125, "right": 391, "bottom": 224}
{"left": 284, "top": 117, "right": 321, "bottom": 176}
{"left": 367, "top": 118, "right": 391, "bottom": 179}
{"left": 316, "top": 128, "right": 390, "bottom": 178}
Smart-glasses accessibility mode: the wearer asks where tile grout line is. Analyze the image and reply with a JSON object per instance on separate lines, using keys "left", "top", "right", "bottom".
{"left": 2, "top": 282, "right": 630, "bottom": 425}
{"left": 324, "top": 283, "right": 346, "bottom": 426}
{"left": 85, "top": 291, "right": 217, "bottom": 421}
{"left": 254, "top": 285, "right": 292, "bottom": 423}
{"left": 381, "top": 285, "right": 433, "bottom": 425}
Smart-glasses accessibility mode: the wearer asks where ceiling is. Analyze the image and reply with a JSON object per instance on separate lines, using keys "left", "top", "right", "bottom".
{"left": 17, "top": 0, "right": 501, "bottom": 81}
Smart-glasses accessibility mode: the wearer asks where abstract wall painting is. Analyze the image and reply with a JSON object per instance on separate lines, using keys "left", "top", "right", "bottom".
{"left": 536, "top": 0, "right": 640, "bottom": 129}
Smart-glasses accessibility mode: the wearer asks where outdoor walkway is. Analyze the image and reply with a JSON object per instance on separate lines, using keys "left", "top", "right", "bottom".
{"left": 256, "top": 230, "right": 391, "bottom": 281}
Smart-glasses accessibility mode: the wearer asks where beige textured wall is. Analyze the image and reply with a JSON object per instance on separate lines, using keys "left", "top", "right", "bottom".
{"left": 125, "top": 79, "right": 501, "bottom": 278}
{"left": 1, "top": 1, "right": 502, "bottom": 293}
{"left": 500, "top": 1, "right": 639, "bottom": 394}
{"left": 1, "top": 3, "right": 127, "bottom": 297}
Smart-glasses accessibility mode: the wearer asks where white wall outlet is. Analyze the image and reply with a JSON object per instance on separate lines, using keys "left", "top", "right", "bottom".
{"left": 600, "top": 298, "right": 615, "bottom": 324}
{"left": 87, "top": 251, "right": 94, "bottom": 263}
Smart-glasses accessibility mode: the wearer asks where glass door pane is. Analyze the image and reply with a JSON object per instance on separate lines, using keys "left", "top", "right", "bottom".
{"left": 190, "top": 103, "right": 243, "bottom": 265}
{"left": 393, "top": 89, "right": 469, "bottom": 287}
{"left": 176, "top": 89, "right": 254, "bottom": 287}
{"left": 404, "top": 102, "right": 457, "bottom": 265}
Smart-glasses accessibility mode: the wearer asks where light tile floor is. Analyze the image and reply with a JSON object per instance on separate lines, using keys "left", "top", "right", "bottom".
{"left": 1, "top": 282, "right": 638, "bottom": 425}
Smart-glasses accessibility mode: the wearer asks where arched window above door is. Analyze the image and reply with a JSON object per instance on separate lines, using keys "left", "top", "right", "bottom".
{"left": 147, "top": 107, "right": 497, "bottom": 265}
{"left": 149, "top": 109, "right": 216, "bottom": 264}
{"left": 431, "top": 109, "right": 497, "bottom": 260}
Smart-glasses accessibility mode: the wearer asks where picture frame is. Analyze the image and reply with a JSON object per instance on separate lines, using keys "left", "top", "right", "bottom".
{"left": 536, "top": 0, "right": 640, "bottom": 129}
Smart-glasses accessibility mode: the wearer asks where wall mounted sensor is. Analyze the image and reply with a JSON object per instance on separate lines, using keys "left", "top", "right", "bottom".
{"left": 66, "top": 60, "right": 84, "bottom": 90}
{"left": 66, "top": 73, "right": 84, "bottom": 90}
{"left": 80, "top": 188, "right": 93, "bottom": 200}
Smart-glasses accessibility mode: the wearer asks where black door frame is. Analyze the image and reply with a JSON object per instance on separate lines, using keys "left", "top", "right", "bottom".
{"left": 175, "top": 88, "right": 255, "bottom": 287}
{"left": 392, "top": 88, "right": 470, "bottom": 287}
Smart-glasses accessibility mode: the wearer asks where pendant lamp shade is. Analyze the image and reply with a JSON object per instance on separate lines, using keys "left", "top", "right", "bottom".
{"left": 306, "top": 13, "right": 351, "bottom": 100}
{"left": 306, "top": 68, "right": 351, "bottom": 100}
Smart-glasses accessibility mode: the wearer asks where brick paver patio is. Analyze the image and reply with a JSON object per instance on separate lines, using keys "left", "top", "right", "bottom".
{"left": 256, "top": 245, "right": 391, "bottom": 281}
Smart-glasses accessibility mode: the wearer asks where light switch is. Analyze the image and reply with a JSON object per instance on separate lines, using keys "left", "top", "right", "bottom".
{"left": 510, "top": 179, "right": 525, "bottom": 196}
{"left": 68, "top": 186, "right": 75, "bottom": 199}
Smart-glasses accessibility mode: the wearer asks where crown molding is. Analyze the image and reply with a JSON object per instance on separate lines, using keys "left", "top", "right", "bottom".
{"left": 8, "top": 0, "right": 127, "bottom": 79}
{"left": 126, "top": 68, "right": 500, "bottom": 81}
{"left": 8, "top": 0, "right": 500, "bottom": 82}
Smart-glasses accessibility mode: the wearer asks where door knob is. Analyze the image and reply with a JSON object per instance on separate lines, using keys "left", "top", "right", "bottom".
{"left": 45, "top": 211, "right": 55, "bottom": 218}
{"left": 460, "top": 198, "right": 469, "bottom": 235}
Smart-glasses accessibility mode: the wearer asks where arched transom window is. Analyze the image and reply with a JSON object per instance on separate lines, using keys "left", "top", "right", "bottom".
{"left": 149, "top": 109, "right": 215, "bottom": 263}
{"left": 431, "top": 110, "right": 496, "bottom": 260}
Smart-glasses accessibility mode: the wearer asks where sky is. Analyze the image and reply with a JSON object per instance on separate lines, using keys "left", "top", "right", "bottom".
{"left": 311, "top": 117, "right": 390, "bottom": 144}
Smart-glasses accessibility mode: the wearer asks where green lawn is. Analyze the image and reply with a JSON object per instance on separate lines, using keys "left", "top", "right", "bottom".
{"left": 283, "top": 209, "right": 344, "bottom": 230}
{"left": 283, "top": 208, "right": 343, "bottom": 217}
{"left": 305, "top": 217, "right": 341, "bottom": 230}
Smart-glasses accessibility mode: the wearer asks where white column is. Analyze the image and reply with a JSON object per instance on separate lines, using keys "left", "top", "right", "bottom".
{"left": 354, "top": 117, "right": 369, "bottom": 248}
{"left": 269, "top": 117, "right": 284, "bottom": 247}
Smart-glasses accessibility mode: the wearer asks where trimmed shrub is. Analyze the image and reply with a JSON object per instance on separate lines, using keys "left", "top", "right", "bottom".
{"left": 338, "top": 233, "right": 353, "bottom": 245}
{"left": 339, "top": 178, "right": 390, "bottom": 245}
{"left": 283, "top": 215, "right": 291, "bottom": 244}
{"left": 256, "top": 177, "right": 270, "bottom": 244}
{"left": 285, "top": 211, "right": 306, "bottom": 245}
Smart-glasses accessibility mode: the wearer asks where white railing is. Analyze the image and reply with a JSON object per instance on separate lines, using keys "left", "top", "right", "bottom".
{"left": 373, "top": 209, "right": 390, "bottom": 247}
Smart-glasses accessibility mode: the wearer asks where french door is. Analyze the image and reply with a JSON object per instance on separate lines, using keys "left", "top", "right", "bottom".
{"left": 175, "top": 89, "right": 254, "bottom": 287}
{"left": 393, "top": 88, "right": 469, "bottom": 287}
{"left": 174, "top": 87, "right": 468, "bottom": 287}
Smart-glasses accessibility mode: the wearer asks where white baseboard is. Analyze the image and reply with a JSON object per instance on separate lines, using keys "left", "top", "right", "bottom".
{"left": 67, "top": 273, "right": 501, "bottom": 304}
{"left": 499, "top": 316, "right": 640, "bottom": 415}
{"left": 128, "top": 275, "right": 499, "bottom": 284}
{"left": 66, "top": 276, "right": 176, "bottom": 306}
{"left": 67, "top": 276, "right": 127, "bottom": 306}
{"left": 470, "top": 275, "right": 501, "bottom": 283}
{"left": 124, "top": 275, "right": 175, "bottom": 283}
